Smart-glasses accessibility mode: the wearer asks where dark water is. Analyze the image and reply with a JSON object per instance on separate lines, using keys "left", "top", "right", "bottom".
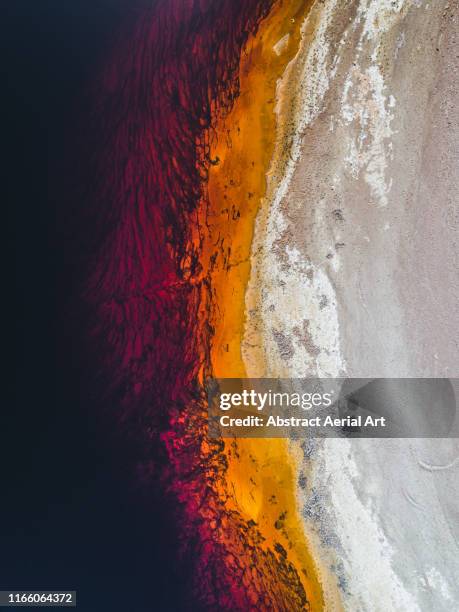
{"left": 5, "top": 2, "right": 196, "bottom": 610}
{"left": 6, "top": 0, "right": 277, "bottom": 608}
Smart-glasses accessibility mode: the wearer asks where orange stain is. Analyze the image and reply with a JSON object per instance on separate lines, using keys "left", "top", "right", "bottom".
{"left": 194, "top": 0, "right": 324, "bottom": 608}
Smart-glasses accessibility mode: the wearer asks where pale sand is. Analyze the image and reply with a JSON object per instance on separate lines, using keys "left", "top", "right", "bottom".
{"left": 243, "top": 0, "right": 458, "bottom": 609}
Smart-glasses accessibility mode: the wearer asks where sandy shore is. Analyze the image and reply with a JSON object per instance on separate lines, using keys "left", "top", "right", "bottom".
{"left": 243, "top": 0, "right": 458, "bottom": 609}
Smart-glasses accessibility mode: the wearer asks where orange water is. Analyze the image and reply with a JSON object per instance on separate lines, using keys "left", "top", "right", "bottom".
{"left": 194, "top": 1, "right": 324, "bottom": 608}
